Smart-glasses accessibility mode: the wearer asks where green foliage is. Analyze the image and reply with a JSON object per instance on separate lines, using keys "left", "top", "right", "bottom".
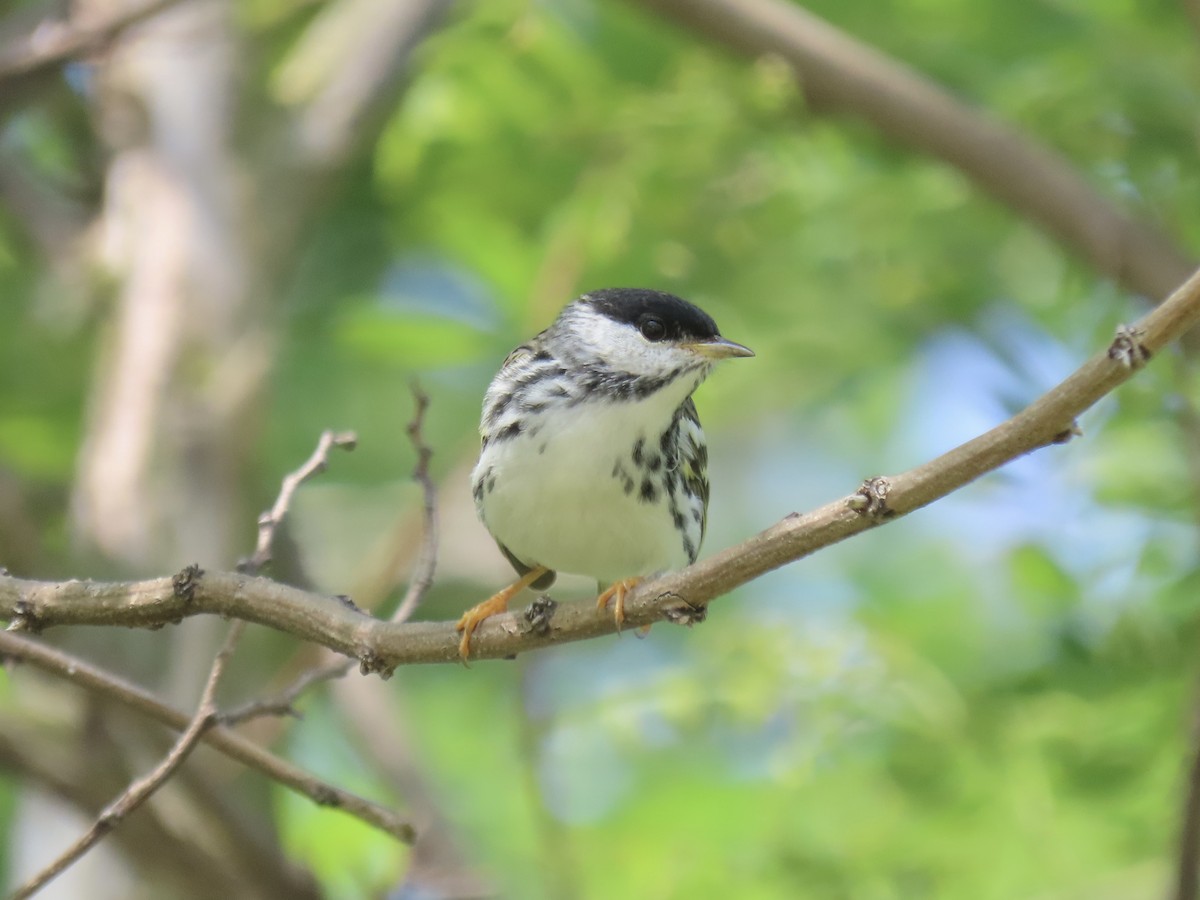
{"left": 274, "top": 699, "right": 407, "bottom": 896}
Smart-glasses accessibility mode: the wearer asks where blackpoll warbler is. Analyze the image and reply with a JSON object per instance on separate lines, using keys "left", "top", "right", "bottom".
{"left": 457, "top": 288, "right": 753, "bottom": 658}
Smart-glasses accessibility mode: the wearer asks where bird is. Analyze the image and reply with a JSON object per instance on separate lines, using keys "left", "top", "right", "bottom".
{"left": 456, "top": 288, "right": 753, "bottom": 659}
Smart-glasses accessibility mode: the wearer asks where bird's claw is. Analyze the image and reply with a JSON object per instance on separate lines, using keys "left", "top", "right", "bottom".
{"left": 456, "top": 566, "right": 550, "bottom": 662}
{"left": 597, "top": 577, "right": 642, "bottom": 633}
{"left": 455, "top": 596, "right": 507, "bottom": 664}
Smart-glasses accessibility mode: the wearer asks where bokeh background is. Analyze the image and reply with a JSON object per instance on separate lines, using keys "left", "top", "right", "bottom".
{"left": 2, "top": 0, "right": 1200, "bottom": 897}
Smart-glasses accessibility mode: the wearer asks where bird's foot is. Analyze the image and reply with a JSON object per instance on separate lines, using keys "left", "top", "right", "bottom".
{"left": 456, "top": 566, "right": 549, "bottom": 661}
{"left": 597, "top": 577, "right": 643, "bottom": 633}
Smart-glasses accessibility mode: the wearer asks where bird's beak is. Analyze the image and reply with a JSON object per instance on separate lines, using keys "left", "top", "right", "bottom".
{"left": 688, "top": 336, "right": 755, "bottom": 360}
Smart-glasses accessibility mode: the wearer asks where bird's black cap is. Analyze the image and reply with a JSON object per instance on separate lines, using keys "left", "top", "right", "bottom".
{"left": 583, "top": 288, "right": 720, "bottom": 342}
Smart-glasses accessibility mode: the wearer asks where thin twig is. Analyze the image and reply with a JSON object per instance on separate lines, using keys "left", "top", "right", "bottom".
{"left": 0, "top": 630, "right": 414, "bottom": 843}
{"left": 12, "top": 621, "right": 245, "bottom": 899}
{"left": 226, "top": 386, "right": 441, "bottom": 723}
{"left": 392, "top": 380, "right": 439, "bottom": 625}
{"left": 240, "top": 429, "right": 357, "bottom": 575}
{"left": 219, "top": 659, "right": 349, "bottom": 726}
{"left": 220, "top": 427, "right": 361, "bottom": 721}
{"left": 0, "top": 427, "right": 403, "bottom": 893}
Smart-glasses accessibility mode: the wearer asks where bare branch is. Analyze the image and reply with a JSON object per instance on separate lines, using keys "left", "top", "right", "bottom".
{"left": 219, "top": 659, "right": 349, "bottom": 726}
{"left": 630, "top": 0, "right": 1195, "bottom": 301}
{"left": 225, "top": 384, "right": 443, "bottom": 723}
{"left": 12, "top": 621, "right": 245, "bottom": 899}
{"left": 0, "top": 630, "right": 415, "bottom": 843}
{"left": 392, "top": 380, "right": 439, "bottom": 625}
{"left": 212, "top": 426, "right": 365, "bottom": 723}
{"left": 4, "top": 266, "right": 1199, "bottom": 666}
{"left": 239, "top": 429, "right": 358, "bottom": 576}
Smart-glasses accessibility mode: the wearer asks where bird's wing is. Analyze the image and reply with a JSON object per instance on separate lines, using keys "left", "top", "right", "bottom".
{"left": 478, "top": 333, "right": 556, "bottom": 444}
{"left": 678, "top": 397, "right": 710, "bottom": 550}
{"left": 480, "top": 331, "right": 558, "bottom": 588}
{"left": 497, "top": 326, "right": 553, "bottom": 372}
{"left": 500, "top": 341, "right": 536, "bottom": 370}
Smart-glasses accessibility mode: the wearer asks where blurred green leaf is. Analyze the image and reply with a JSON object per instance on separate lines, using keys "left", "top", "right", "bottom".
{"left": 334, "top": 306, "right": 491, "bottom": 368}
{"left": 1009, "top": 543, "right": 1078, "bottom": 618}
{"left": 274, "top": 700, "right": 406, "bottom": 896}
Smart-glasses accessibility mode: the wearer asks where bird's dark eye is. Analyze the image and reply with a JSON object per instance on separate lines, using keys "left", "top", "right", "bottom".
{"left": 639, "top": 316, "right": 667, "bottom": 341}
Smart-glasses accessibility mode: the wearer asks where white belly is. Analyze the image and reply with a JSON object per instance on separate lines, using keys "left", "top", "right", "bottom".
{"left": 474, "top": 401, "right": 693, "bottom": 584}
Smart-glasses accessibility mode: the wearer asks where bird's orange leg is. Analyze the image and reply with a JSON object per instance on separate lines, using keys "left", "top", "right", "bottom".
{"left": 597, "top": 577, "right": 643, "bottom": 632}
{"left": 456, "top": 566, "right": 550, "bottom": 660}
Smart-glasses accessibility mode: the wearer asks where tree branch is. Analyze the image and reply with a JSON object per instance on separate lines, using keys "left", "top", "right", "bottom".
{"left": 222, "top": 383, "right": 441, "bottom": 725}
{"left": 239, "top": 429, "right": 357, "bottom": 575}
{"left": 11, "top": 620, "right": 245, "bottom": 899}
{"left": 391, "top": 380, "right": 438, "bottom": 624}
{"left": 4, "top": 266, "right": 1199, "bottom": 667}
{"left": 0, "top": 630, "right": 415, "bottom": 843}
{"left": 630, "top": 0, "right": 1195, "bottom": 301}
{"left": 1, "top": 426, "right": 416, "bottom": 850}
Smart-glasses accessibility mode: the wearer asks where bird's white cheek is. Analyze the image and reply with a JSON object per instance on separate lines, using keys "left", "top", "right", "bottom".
{"left": 571, "top": 317, "right": 699, "bottom": 375}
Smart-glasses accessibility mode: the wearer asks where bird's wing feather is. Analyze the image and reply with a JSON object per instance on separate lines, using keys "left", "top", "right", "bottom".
{"left": 501, "top": 342, "right": 536, "bottom": 370}
{"left": 679, "top": 397, "right": 710, "bottom": 549}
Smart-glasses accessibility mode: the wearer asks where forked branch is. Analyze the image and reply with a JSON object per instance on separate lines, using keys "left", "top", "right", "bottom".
{"left": 11, "top": 622, "right": 246, "bottom": 899}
